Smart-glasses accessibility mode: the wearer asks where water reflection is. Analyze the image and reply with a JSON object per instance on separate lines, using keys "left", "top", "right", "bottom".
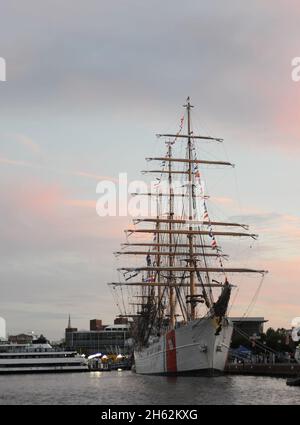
{"left": 0, "top": 371, "right": 298, "bottom": 405}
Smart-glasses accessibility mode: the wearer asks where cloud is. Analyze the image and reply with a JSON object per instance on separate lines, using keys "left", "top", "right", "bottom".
{"left": 0, "top": 153, "right": 118, "bottom": 184}
{"left": 73, "top": 171, "right": 118, "bottom": 183}
{"left": 12, "top": 134, "right": 41, "bottom": 154}
{"left": 211, "top": 196, "right": 235, "bottom": 206}
{"left": 228, "top": 256, "right": 300, "bottom": 329}
{"left": 0, "top": 0, "right": 299, "bottom": 157}
{"left": 0, "top": 176, "right": 131, "bottom": 338}
{"left": 0, "top": 155, "right": 34, "bottom": 168}
{"left": 1, "top": 0, "right": 300, "bottom": 337}
{"left": 64, "top": 199, "right": 96, "bottom": 208}
{"left": 227, "top": 212, "right": 300, "bottom": 259}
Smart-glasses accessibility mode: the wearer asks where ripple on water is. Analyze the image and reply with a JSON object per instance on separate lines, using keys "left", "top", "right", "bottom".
{"left": 0, "top": 371, "right": 299, "bottom": 405}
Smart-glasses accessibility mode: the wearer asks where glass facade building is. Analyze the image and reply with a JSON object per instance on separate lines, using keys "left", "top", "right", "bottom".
{"left": 65, "top": 326, "right": 130, "bottom": 356}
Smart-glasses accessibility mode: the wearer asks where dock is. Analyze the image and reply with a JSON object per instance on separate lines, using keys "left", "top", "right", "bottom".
{"left": 225, "top": 363, "right": 300, "bottom": 377}
{"left": 88, "top": 358, "right": 132, "bottom": 371}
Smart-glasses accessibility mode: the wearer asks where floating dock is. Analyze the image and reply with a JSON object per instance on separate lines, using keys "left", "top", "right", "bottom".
{"left": 225, "top": 363, "right": 300, "bottom": 377}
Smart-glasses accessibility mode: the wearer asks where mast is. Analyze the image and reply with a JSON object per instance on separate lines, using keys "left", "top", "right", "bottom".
{"left": 156, "top": 192, "right": 162, "bottom": 325}
{"left": 168, "top": 141, "right": 176, "bottom": 328}
{"left": 186, "top": 97, "right": 196, "bottom": 320}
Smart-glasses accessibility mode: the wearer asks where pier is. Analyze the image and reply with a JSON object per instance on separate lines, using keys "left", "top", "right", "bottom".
{"left": 225, "top": 363, "right": 300, "bottom": 377}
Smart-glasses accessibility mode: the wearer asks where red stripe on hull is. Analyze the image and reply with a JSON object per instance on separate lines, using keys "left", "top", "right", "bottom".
{"left": 166, "top": 329, "right": 177, "bottom": 373}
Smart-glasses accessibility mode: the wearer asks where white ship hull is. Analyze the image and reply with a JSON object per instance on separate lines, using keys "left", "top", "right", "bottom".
{"left": 134, "top": 317, "right": 233, "bottom": 375}
{"left": 0, "top": 346, "right": 88, "bottom": 374}
{"left": 0, "top": 365, "right": 88, "bottom": 374}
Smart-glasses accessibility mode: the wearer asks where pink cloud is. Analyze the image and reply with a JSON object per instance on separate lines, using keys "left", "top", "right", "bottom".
{"left": 0, "top": 156, "right": 33, "bottom": 167}
{"left": 273, "top": 91, "right": 300, "bottom": 152}
{"left": 64, "top": 199, "right": 96, "bottom": 208}
{"left": 230, "top": 256, "right": 300, "bottom": 329}
{"left": 0, "top": 154, "right": 118, "bottom": 186}
{"left": 12, "top": 134, "right": 41, "bottom": 154}
{"left": 73, "top": 171, "right": 118, "bottom": 183}
{"left": 17, "top": 182, "right": 66, "bottom": 220}
{"left": 211, "top": 196, "right": 235, "bottom": 206}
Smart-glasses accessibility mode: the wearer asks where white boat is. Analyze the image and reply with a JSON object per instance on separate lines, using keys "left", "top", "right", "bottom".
{"left": 0, "top": 342, "right": 88, "bottom": 374}
{"left": 109, "top": 97, "right": 267, "bottom": 376}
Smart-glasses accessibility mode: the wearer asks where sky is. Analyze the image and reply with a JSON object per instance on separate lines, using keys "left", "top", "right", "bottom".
{"left": 0, "top": 1, "right": 299, "bottom": 339}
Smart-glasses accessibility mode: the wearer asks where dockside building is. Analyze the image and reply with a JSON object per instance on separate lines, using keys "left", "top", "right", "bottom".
{"left": 65, "top": 316, "right": 130, "bottom": 356}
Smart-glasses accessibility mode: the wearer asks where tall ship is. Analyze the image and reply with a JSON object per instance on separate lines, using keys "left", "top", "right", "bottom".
{"left": 109, "top": 98, "right": 267, "bottom": 375}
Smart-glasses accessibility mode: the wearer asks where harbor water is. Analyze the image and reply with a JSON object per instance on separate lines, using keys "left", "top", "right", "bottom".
{"left": 0, "top": 371, "right": 299, "bottom": 405}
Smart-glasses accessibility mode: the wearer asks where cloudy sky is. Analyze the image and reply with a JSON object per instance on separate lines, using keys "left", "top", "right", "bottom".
{"left": 0, "top": 1, "right": 299, "bottom": 339}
